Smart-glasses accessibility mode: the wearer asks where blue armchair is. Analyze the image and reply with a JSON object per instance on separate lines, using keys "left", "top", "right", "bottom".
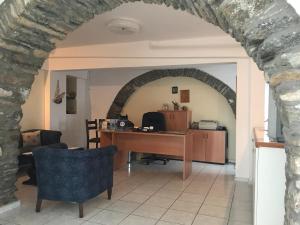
{"left": 33, "top": 145, "right": 117, "bottom": 218}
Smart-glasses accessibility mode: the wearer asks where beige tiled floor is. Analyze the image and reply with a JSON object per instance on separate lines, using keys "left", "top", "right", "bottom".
{"left": 0, "top": 161, "right": 253, "bottom": 225}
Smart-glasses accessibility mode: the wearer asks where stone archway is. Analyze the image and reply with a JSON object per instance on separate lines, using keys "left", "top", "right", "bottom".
{"left": 107, "top": 68, "right": 236, "bottom": 118}
{"left": 0, "top": 0, "right": 300, "bottom": 223}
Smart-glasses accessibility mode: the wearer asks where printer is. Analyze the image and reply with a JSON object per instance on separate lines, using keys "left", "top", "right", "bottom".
{"left": 198, "top": 120, "right": 219, "bottom": 130}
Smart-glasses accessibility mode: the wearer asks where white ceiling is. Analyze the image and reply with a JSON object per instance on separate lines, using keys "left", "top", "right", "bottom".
{"left": 57, "top": 2, "right": 226, "bottom": 48}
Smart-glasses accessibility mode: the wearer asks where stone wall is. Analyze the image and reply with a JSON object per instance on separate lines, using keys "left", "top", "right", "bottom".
{"left": 107, "top": 68, "right": 236, "bottom": 118}
{"left": 0, "top": 0, "right": 299, "bottom": 224}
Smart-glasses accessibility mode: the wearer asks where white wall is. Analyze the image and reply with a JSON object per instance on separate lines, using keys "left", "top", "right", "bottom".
{"left": 20, "top": 70, "right": 46, "bottom": 130}
{"left": 89, "top": 68, "right": 149, "bottom": 119}
{"left": 288, "top": 0, "right": 300, "bottom": 14}
{"left": 45, "top": 70, "right": 90, "bottom": 147}
{"left": 194, "top": 64, "right": 236, "bottom": 91}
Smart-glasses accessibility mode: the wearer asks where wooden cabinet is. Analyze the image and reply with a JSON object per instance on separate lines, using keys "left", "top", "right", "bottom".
{"left": 158, "top": 110, "right": 225, "bottom": 164}
{"left": 191, "top": 130, "right": 226, "bottom": 164}
{"left": 159, "top": 110, "right": 191, "bottom": 131}
{"left": 192, "top": 131, "right": 206, "bottom": 161}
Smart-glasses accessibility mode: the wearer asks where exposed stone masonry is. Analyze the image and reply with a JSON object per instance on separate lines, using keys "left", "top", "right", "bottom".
{"left": 107, "top": 68, "right": 236, "bottom": 119}
{"left": 0, "top": 0, "right": 300, "bottom": 224}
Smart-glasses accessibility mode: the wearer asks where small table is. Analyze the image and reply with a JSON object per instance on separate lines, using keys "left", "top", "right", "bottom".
{"left": 100, "top": 130, "right": 193, "bottom": 180}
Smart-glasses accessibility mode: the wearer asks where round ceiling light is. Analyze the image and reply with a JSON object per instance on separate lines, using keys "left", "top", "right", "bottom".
{"left": 106, "top": 18, "right": 141, "bottom": 35}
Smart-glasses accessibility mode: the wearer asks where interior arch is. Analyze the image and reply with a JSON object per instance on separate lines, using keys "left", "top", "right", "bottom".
{"left": 107, "top": 68, "right": 236, "bottom": 118}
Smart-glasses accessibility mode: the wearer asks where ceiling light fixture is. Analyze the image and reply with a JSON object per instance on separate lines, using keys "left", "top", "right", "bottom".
{"left": 106, "top": 18, "right": 141, "bottom": 35}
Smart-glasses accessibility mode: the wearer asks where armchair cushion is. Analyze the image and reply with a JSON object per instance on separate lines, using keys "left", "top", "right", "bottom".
{"left": 22, "top": 130, "right": 41, "bottom": 147}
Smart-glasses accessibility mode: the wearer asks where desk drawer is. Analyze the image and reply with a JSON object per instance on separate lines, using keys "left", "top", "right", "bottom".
{"left": 114, "top": 133, "right": 184, "bottom": 156}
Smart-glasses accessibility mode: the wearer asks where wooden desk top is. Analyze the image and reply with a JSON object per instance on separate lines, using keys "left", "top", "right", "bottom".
{"left": 254, "top": 127, "right": 285, "bottom": 149}
{"left": 100, "top": 129, "right": 188, "bottom": 137}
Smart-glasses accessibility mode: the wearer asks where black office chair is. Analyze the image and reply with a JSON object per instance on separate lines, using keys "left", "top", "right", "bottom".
{"left": 141, "top": 112, "right": 169, "bottom": 165}
{"left": 85, "top": 119, "right": 100, "bottom": 149}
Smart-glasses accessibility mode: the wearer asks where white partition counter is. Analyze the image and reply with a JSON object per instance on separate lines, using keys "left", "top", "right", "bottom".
{"left": 253, "top": 128, "right": 285, "bottom": 225}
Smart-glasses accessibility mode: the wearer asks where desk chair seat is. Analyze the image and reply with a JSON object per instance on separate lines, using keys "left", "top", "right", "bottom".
{"left": 141, "top": 112, "right": 169, "bottom": 165}
{"left": 85, "top": 119, "right": 100, "bottom": 149}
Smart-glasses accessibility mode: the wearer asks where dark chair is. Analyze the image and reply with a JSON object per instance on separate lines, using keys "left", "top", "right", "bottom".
{"left": 33, "top": 145, "right": 117, "bottom": 218}
{"left": 18, "top": 129, "right": 66, "bottom": 185}
{"left": 85, "top": 119, "right": 100, "bottom": 149}
{"left": 19, "top": 129, "right": 63, "bottom": 154}
{"left": 141, "top": 112, "right": 169, "bottom": 165}
{"left": 19, "top": 143, "right": 68, "bottom": 186}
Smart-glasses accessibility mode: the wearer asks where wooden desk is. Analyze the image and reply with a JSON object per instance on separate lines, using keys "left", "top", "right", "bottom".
{"left": 100, "top": 130, "right": 193, "bottom": 180}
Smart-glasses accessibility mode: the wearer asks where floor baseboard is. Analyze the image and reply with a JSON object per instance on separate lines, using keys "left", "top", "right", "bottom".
{"left": 0, "top": 200, "right": 20, "bottom": 215}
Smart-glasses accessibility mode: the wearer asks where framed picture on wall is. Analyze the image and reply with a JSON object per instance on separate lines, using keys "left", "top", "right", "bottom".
{"left": 180, "top": 90, "right": 190, "bottom": 103}
{"left": 172, "top": 86, "right": 178, "bottom": 94}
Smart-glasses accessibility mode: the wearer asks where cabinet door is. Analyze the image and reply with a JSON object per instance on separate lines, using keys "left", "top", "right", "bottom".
{"left": 173, "top": 111, "right": 191, "bottom": 131}
{"left": 160, "top": 111, "right": 175, "bottom": 131}
{"left": 192, "top": 131, "right": 206, "bottom": 161}
{"left": 205, "top": 131, "right": 225, "bottom": 164}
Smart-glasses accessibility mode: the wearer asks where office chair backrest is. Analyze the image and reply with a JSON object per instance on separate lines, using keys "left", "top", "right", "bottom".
{"left": 142, "top": 112, "right": 166, "bottom": 131}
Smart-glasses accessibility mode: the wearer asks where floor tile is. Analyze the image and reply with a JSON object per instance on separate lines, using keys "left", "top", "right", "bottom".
{"left": 8, "top": 162, "right": 253, "bottom": 225}
{"left": 44, "top": 215, "right": 83, "bottom": 225}
{"left": 204, "top": 196, "right": 232, "bottom": 208}
{"left": 132, "top": 204, "right": 167, "bottom": 219}
{"left": 231, "top": 200, "right": 253, "bottom": 211}
{"left": 184, "top": 183, "right": 210, "bottom": 195}
{"left": 106, "top": 200, "right": 140, "bottom": 214}
{"left": 87, "top": 196, "right": 115, "bottom": 209}
{"left": 0, "top": 219, "right": 21, "bottom": 225}
{"left": 144, "top": 196, "right": 175, "bottom": 209}
{"left": 89, "top": 209, "right": 128, "bottom": 225}
{"left": 170, "top": 200, "right": 200, "bottom": 214}
{"left": 0, "top": 206, "right": 61, "bottom": 225}
{"left": 177, "top": 193, "right": 205, "bottom": 204}
{"left": 119, "top": 215, "right": 157, "bottom": 225}
{"left": 161, "top": 209, "right": 196, "bottom": 225}
{"left": 157, "top": 221, "right": 181, "bottom": 225}
{"left": 227, "top": 221, "right": 252, "bottom": 225}
{"left": 82, "top": 222, "right": 103, "bottom": 225}
{"left": 132, "top": 184, "right": 161, "bottom": 195}
{"left": 154, "top": 189, "right": 181, "bottom": 200}
{"left": 50, "top": 202, "right": 102, "bottom": 220}
{"left": 229, "top": 208, "right": 253, "bottom": 224}
{"left": 121, "top": 192, "right": 150, "bottom": 203}
{"left": 192, "top": 214, "right": 227, "bottom": 225}
{"left": 198, "top": 204, "right": 230, "bottom": 218}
